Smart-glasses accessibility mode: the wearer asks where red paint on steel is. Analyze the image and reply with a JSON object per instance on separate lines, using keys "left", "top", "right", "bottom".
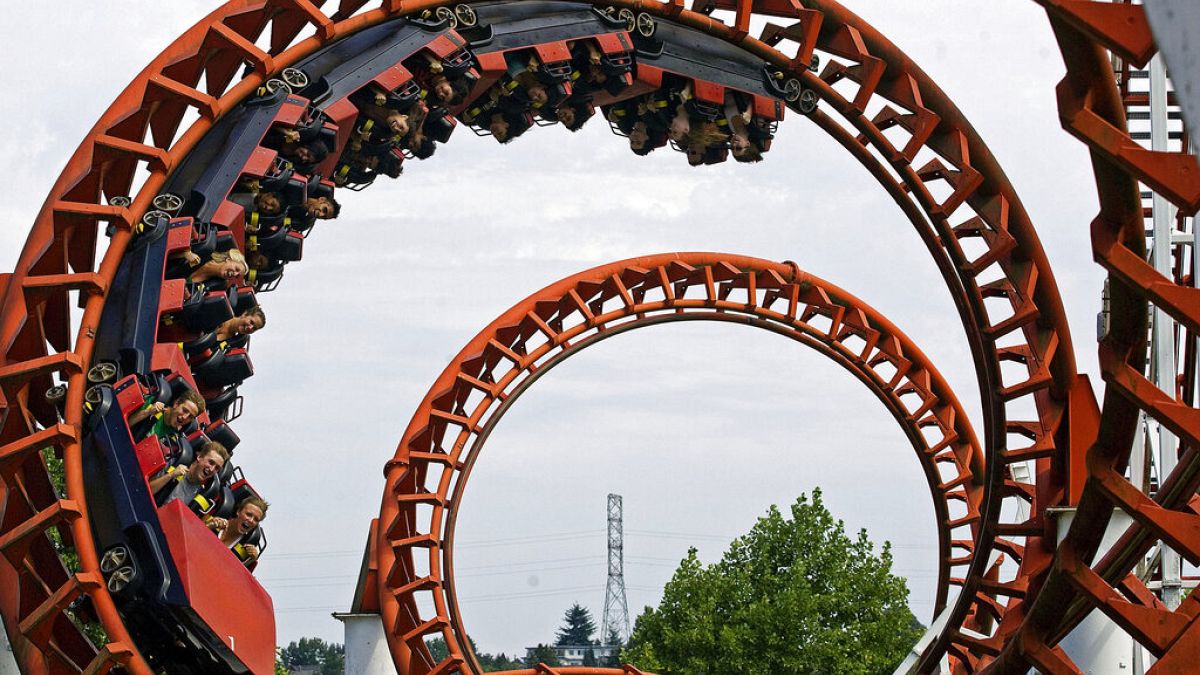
{"left": 158, "top": 501, "right": 276, "bottom": 675}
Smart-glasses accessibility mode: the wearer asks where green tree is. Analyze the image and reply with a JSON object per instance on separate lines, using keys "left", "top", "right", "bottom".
{"left": 279, "top": 637, "right": 344, "bottom": 675}
{"left": 554, "top": 603, "right": 597, "bottom": 645}
{"left": 622, "top": 489, "right": 923, "bottom": 675}
{"left": 526, "top": 643, "right": 561, "bottom": 667}
{"left": 426, "top": 636, "right": 526, "bottom": 672}
{"left": 478, "top": 651, "right": 526, "bottom": 671}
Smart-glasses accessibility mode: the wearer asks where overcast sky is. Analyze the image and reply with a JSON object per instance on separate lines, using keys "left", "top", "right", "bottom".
{"left": 0, "top": 0, "right": 1105, "bottom": 660}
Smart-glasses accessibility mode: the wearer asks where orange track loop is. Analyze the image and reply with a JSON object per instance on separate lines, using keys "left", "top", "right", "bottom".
{"left": 379, "top": 254, "right": 986, "bottom": 672}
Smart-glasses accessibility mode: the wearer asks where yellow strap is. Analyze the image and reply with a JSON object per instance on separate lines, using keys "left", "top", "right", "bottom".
{"left": 194, "top": 494, "right": 212, "bottom": 511}
{"left": 248, "top": 270, "right": 258, "bottom": 283}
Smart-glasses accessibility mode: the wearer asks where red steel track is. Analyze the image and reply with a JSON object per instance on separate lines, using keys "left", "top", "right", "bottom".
{"left": 0, "top": 0, "right": 1193, "bottom": 673}
{"left": 379, "top": 254, "right": 985, "bottom": 672}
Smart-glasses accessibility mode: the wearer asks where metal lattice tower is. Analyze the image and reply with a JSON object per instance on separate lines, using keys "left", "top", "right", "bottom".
{"left": 601, "top": 494, "right": 630, "bottom": 644}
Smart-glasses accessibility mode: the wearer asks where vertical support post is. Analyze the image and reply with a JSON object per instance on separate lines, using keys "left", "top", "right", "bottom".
{"left": 1148, "top": 52, "right": 1182, "bottom": 610}
{"left": 334, "top": 613, "right": 396, "bottom": 675}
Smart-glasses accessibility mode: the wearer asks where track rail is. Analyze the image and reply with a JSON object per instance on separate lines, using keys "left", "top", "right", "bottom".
{"left": 0, "top": 0, "right": 1091, "bottom": 672}
{"left": 378, "top": 253, "right": 985, "bottom": 672}
{"left": 976, "top": 3, "right": 1200, "bottom": 673}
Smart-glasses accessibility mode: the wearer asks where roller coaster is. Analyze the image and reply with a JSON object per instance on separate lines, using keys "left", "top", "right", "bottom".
{"left": 0, "top": 0, "right": 1195, "bottom": 673}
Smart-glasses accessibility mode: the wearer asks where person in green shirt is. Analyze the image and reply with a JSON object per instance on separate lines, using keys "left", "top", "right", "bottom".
{"left": 127, "top": 389, "right": 206, "bottom": 444}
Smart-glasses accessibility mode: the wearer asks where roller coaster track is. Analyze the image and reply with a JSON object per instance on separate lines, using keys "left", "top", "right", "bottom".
{"left": 0, "top": 0, "right": 1193, "bottom": 672}
{"left": 381, "top": 254, "right": 986, "bottom": 672}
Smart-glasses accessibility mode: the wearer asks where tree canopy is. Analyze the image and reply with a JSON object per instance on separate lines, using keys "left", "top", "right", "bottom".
{"left": 554, "top": 603, "right": 598, "bottom": 646}
{"left": 278, "top": 637, "right": 344, "bottom": 675}
{"left": 622, "top": 489, "right": 923, "bottom": 674}
{"left": 425, "top": 636, "right": 524, "bottom": 671}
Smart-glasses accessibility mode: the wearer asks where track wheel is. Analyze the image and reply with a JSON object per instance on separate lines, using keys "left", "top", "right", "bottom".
{"left": 152, "top": 192, "right": 183, "bottom": 215}
{"left": 107, "top": 566, "right": 138, "bottom": 594}
{"left": 108, "top": 195, "right": 132, "bottom": 207}
{"left": 140, "top": 209, "right": 170, "bottom": 233}
{"left": 618, "top": 8, "right": 635, "bottom": 32}
{"left": 797, "top": 88, "right": 818, "bottom": 114}
{"left": 87, "top": 361, "right": 119, "bottom": 385}
{"left": 782, "top": 78, "right": 802, "bottom": 103}
{"left": 45, "top": 384, "right": 67, "bottom": 406}
{"left": 263, "top": 78, "right": 291, "bottom": 96}
{"left": 281, "top": 67, "right": 309, "bottom": 90}
{"left": 455, "top": 4, "right": 477, "bottom": 27}
{"left": 100, "top": 545, "right": 130, "bottom": 574}
{"left": 636, "top": 13, "right": 656, "bottom": 38}
{"left": 431, "top": 6, "right": 457, "bottom": 28}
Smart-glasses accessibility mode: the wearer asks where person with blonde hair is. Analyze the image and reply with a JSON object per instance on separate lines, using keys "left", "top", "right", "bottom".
{"left": 181, "top": 248, "right": 248, "bottom": 284}
{"left": 207, "top": 496, "right": 269, "bottom": 566}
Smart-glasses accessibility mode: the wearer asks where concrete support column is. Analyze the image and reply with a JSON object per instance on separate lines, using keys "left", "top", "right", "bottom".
{"left": 1051, "top": 508, "right": 1136, "bottom": 673}
{"left": 334, "top": 612, "right": 397, "bottom": 675}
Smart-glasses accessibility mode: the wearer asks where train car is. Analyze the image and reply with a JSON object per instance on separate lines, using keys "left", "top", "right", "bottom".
{"left": 81, "top": 220, "right": 272, "bottom": 674}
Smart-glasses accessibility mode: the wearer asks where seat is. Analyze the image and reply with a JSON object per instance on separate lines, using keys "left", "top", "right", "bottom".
{"left": 204, "top": 419, "right": 241, "bottom": 452}
{"left": 249, "top": 261, "right": 284, "bottom": 293}
{"left": 181, "top": 331, "right": 219, "bottom": 359}
{"left": 441, "top": 47, "right": 476, "bottom": 78}
{"left": 257, "top": 157, "right": 296, "bottom": 193}
{"left": 179, "top": 285, "right": 234, "bottom": 332}
{"left": 188, "top": 222, "right": 218, "bottom": 260}
{"left": 266, "top": 231, "right": 303, "bottom": 262}
{"left": 231, "top": 286, "right": 257, "bottom": 315}
{"left": 248, "top": 222, "right": 291, "bottom": 252}
{"left": 539, "top": 60, "right": 573, "bottom": 83}
{"left": 385, "top": 80, "right": 422, "bottom": 111}
{"left": 192, "top": 348, "right": 254, "bottom": 390}
{"left": 423, "top": 108, "right": 457, "bottom": 143}
{"left": 228, "top": 470, "right": 259, "bottom": 504}
{"left": 205, "top": 385, "right": 241, "bottom": 422}
{"left": 214, "top": 481, "right": 238, "bottom": 519}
